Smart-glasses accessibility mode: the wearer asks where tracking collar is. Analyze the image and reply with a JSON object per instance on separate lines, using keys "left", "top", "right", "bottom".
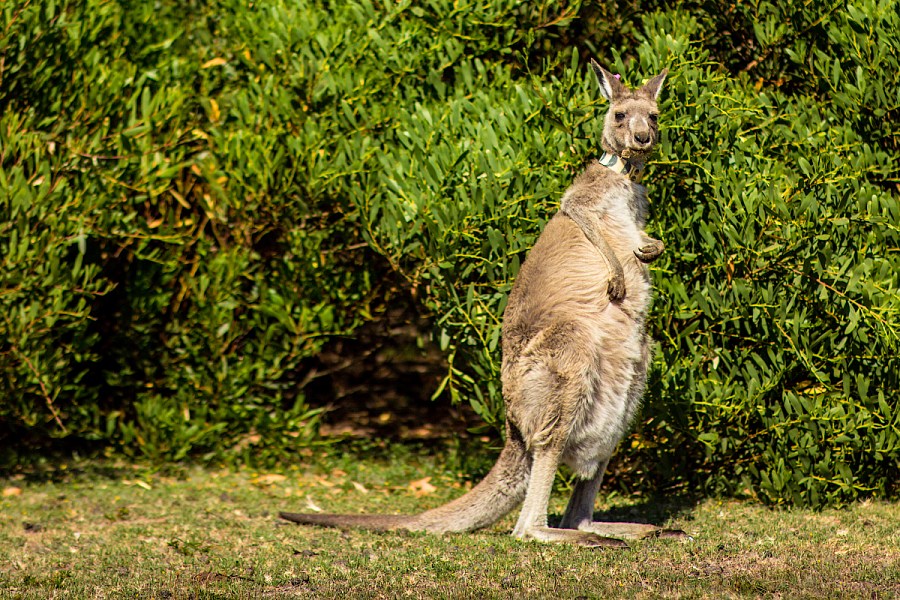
{"left": 597, "top": 152, "right": 642, "bottom": 181}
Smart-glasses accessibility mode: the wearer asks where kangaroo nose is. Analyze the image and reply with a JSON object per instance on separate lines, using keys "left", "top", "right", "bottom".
{"left": 634, "top": 132, "right": 650, "bottom": 145}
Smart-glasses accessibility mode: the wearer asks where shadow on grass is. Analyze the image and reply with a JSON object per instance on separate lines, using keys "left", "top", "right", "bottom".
{"left": 0, "top": 433, "right": 503, "bottom": 491}
{"left": 596, "top": 495, "right": 701, "bottom": 526}
{"left": 0, "top": 427, "right": 188, "bottom": 484}
{"left": 0, "top": 458, "right": 175, "bottom": 485}
{"left": 547, "top": 493, "right": 704, "bottom": 531}
{"left": 3, "top": 430, "right": 707, "bottom": 533}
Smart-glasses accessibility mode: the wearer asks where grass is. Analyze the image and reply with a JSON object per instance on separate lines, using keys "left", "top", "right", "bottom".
{"left": 1, "top": 443, "right": 898, "bottom": 599}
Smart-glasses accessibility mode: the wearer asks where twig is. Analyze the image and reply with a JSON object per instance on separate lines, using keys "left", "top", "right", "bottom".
{"left": 3, "top": 0, "right": 32, "bottom": 35}
{"left": 2, "top": 314, "right": 67, "bottom": 432}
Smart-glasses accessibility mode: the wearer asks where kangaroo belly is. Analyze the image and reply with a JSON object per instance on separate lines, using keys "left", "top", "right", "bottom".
{"left": 560, "top": 308, "right": 650, "bottom": 478}
{"left": 502, "top": 211, "right": 655, "bottom": 479}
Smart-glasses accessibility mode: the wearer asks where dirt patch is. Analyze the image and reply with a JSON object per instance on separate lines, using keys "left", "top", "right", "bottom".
{"left": 304, "top": 310, "right": 482, "bottom": 441}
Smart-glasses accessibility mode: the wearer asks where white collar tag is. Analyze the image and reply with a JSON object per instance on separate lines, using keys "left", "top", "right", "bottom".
{"left": 598, "top": 152, "right": 642, "bottom": 181}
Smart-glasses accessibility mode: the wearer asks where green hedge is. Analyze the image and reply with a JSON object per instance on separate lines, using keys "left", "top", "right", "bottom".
{"left": 0, "top": 0, "right": 372, "bottom": 461}
{"left": 1, "top": 0, "right": 898, "bottom": 506}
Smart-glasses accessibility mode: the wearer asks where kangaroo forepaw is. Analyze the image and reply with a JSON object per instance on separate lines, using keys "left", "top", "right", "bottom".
{"left": 607, "top": 273, "right": 626, "bottom": 301}
{"left": 634, "top": 239, "right": 664, "bottom": 263}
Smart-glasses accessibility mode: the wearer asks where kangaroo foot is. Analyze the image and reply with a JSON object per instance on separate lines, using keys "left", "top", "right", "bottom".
{"left": 575, "top": 521, "right": 689, "bottom": 541}
{"left": 517, "top": 526, "right": 629, "bottom": 548}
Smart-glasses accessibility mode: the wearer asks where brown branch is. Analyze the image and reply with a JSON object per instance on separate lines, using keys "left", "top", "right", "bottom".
{"left": 3, "top": 0, "right": 32, "bottom": 35}
{"left": 2, "top": 311, "right": 67, "bottom": 431}
{"left": 18, "top": 350, "right": 65, "bottom": 431}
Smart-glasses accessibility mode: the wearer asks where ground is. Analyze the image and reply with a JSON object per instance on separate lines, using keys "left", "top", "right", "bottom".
{"left": 1, "top": 444, "right": 898, "bottom": 599}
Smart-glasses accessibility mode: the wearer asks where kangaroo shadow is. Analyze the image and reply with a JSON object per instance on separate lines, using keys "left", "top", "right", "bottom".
{"left": 548, "top": 492, "right": 703, "bottom": 530}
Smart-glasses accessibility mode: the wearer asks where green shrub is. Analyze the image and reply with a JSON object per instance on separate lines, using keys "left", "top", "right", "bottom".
{"left": 1, "top": 0, "right": 897, "bottom": 505}
{"left": 333, "top": 3, "right": 900, "bottom": 505}
{"left": 0, "top": 0, "right": 372, "bottom": 461}
{"left": 641, "top": 7, "right": 900, "bottom": 505}
{"left": 0, "top": 112, "right": 108, "bottom": 436}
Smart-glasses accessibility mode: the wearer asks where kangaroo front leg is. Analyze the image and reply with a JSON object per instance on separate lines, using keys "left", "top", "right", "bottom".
{"left": 512, "top": 448, "right": 625, "bottom": 547}
{"left": 563, "top": 208, "right": 626, "bottom": 301}
{"left": 634, "top": 234, "right": 664, "bottom": 263}
{"left": 559, "top": 461, "right": 686, "bottom": 540}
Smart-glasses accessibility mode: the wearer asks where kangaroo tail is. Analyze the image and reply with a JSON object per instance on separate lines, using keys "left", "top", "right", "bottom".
{"left": 409, "top": 425, "right": 531, "bottom": 532}
{"left": 279, "top": 424, "right": 532, "bottom": 534}
{"left": 278, "top": 512, "right": 412, "bottom": 531}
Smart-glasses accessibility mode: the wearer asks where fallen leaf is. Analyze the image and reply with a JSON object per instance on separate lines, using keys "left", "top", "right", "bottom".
{"left": 122, "top": 479, "right": 151, "bottom": 490}
{"left": 3, "top": 487, "right": 22, "bottom": 497}
{"left": 408, "top": 477, "right": 436, "bottom": 498}
{"left": 405, "top": 426, "right": 434, "bottom": 438}
{"left": 351, "top": 481, "right": 369, "bottom": 494}
{"left": 304, "top": 496, "right": 322, "bottom": 513}
{"left": 253, "top": 474, "right": 287, "bottom": 486}
{"left": 201, "top": 57, "right": 227, "bottom": 69}
{"left": 171, "top": 190, "right": 191, "bottom": 209}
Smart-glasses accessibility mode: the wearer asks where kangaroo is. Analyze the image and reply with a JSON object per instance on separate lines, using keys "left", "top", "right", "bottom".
{"left": 280, "top": 60, "right": 678, "bottom": 547}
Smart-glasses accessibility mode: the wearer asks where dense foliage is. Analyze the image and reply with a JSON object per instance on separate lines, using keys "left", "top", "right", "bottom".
{"left": 1, "top": 0, "right": 897, "bottom": 506}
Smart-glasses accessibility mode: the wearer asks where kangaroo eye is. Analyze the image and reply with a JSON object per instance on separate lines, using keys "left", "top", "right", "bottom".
{"left": 649, "top": 113, "right": 658, "bottom": 123}
{"left": 614, "top": 112, "right": 626, "bottom": 122}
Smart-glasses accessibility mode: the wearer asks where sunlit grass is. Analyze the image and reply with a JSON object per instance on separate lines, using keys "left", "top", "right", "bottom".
{"left": 1, "top": 447, "right": 897, "bottom": 598}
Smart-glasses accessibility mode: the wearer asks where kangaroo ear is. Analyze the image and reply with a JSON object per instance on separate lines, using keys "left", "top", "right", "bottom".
{"left": 590, "top": 59, "right": 624, "bottom": 101}
{"left": 641, "top": 68, "right": 668, "bottom": 100}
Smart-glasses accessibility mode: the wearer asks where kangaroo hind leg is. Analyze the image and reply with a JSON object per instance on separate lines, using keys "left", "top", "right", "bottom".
{"left": 559, "top": 460, "right": 687, "bottom": 540}
{"left": 507, "top": 327, "right": 626, "bottom": 547}
{"left": 508, "top": 362, "right": 625, "bottom": 548}
{"left": 511, "top": 446, "right": 626, "bottom": 548}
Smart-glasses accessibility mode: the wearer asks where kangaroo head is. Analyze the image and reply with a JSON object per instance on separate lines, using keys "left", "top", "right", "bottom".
{"left": 590, "top": 60, "right": 667, "bottom": 163}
